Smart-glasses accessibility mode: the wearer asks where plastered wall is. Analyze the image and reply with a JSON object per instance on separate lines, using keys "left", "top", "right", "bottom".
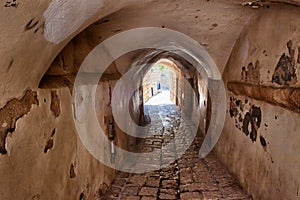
{"left": 216, "top": 5, "right": 300, "bottom": 200}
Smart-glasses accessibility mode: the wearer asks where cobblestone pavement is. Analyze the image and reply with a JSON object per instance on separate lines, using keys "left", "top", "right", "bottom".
{"left": 102, "top": 105, "right": 251, "bottom": 200}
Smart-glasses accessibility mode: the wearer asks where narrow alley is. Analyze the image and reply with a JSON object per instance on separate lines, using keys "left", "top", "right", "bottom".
{"left": 1, "top": 1, "right": 300, "bottom": 199}
{"left": 102, "top": 104, "right": 251, "bottom": 200}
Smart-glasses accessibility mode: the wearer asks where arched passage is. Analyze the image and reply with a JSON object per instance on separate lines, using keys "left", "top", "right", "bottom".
{"left": 1, "top": 1, "right": 300, "bottom": 200}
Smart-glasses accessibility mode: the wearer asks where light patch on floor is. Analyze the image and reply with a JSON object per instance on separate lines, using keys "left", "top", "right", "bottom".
{"left": 145, "top": 90, "right": 173, "bottom": 106}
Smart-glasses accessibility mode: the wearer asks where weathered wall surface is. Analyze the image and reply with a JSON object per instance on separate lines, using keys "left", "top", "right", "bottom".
{"left": 1, "top": 0, "right": 300, "bottom": 199}
{"left": 0, "top": 80, "right": 142, "bottom": 199}
{"left": 216, "top": 5, "right": 300, "bottom": 200}
{"left": 0, "top": 0, "right": 142, "bottom": 107}
{"left": 0, "top": 87, "right": 114, "bottom": 199}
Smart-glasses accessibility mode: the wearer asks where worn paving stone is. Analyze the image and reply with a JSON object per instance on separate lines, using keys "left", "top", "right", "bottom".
{"left": 161, "top": 179, "right": 178, "bottom": 189}
{"left": 122, "top": 186, "right": 140, "bottom": 195}
{"left": 128, "top": 175, "right": 147, "bottom": 187}
{"left": 180, "top": 191, "right": 203, "bottom": 200}
{"left": 138, "top": 187, "right": 158, "bottom": 196}
{"left": 145, "top": 178, "right": 160, "bottom": 188}
{"left": 202, "top": 191, "right": 224, "bottom": 200}
{"left": 180, "top": 182, "right": 219, "bottom": 192}
{"left": 160, "top": 188, "right": 178, "bottom": 195}
{"left": 103, "top": 105, "right": 251, "bottom": 199}
{"left": 140, "top": 196, "right": 157, "bottom": 200}
{"left": 159, "top": 192, "right": 177, "bottom": 199}
{"left": 122, "top": 196, "right": 141, "bottom": 200}
{"left": 180, "top": 174, "right": 194, "bottom": 184}
{"left": 193, "top": 172, "right": 214, "bottom": 183}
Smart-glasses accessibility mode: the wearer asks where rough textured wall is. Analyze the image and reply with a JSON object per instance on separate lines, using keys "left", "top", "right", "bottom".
{"left": 1, "top": 0, "right": 300, "bottom": 199}
{"left": 0, "top": 0, "right": 145, "bottom": 106}
{"left": 0, "top": 88, "right": 116, "bottom": 199}
{"left": 0, "top": 81, "right": 142, "bottom": 199}
{"left": 38, "top": 0, "right": 256, "bottom": 84}
{"left": 216, "top": 4, "right": 300, "bottom": 200}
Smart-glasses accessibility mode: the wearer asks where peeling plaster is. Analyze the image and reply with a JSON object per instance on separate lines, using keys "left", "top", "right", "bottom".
{"left": 229, "top": 96, "right": 263, "bottom": 143}
{"left": 43, "top": 0, "right": 104, "bottom": 44}
{"left": 0, "top": 90, "right": 39, "bottom": 154}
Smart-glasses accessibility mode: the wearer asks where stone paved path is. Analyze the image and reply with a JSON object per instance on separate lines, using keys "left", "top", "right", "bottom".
{"left": 102, "top": 105, "right": 251, "bottom": 200}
